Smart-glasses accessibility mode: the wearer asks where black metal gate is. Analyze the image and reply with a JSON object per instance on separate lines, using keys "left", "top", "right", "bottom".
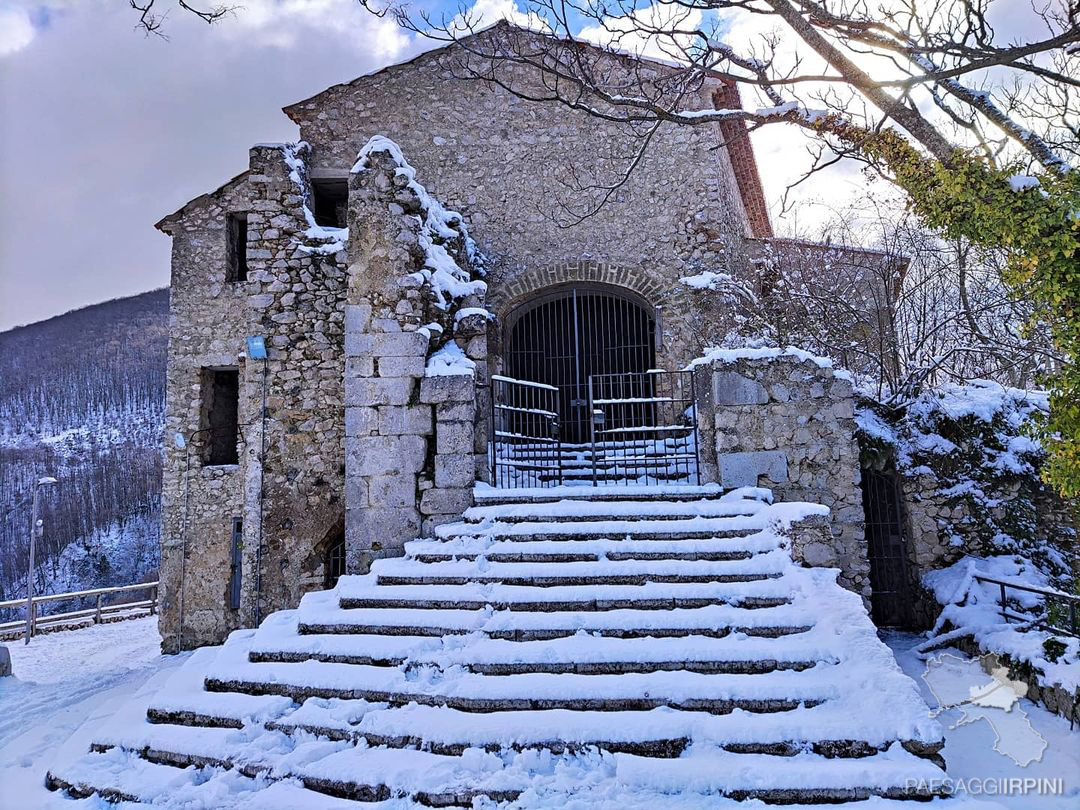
{"left": 490, "top": 374, "right": 562, "bottom": 488}
{"left": 506, "top": 286, "right": 656, "bottom": 444}
{"left": 861, "top": 470, "right": 914, "bottom": 627}
{"left": 588, "top": 370, "right": 700, "bottom": 485}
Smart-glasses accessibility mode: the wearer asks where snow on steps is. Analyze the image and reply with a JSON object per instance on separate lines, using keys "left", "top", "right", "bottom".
{"left": 47, "top": 487, "right": 950, "bottom": 806}
{"left": 296, "top": 599, "right": 816, "bottom": 640}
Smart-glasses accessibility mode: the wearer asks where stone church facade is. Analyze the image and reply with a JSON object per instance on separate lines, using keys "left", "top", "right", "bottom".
{"left": 156, "top": 27, "right": 896, "bottom": 651}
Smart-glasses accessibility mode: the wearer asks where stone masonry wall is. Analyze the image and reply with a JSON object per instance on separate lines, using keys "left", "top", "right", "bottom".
{"left": 159, "top": 143, "right": 351, "bottom": 650}
{"left": 709, "top": 352, "right": 870, "bottom": 598}
{"left": 159, "top": 172, "right": 255, "bottom": 652}
{"left": 157, "top": 34, "right": 893, "bottom": 648}
{"left": 284, "top": 35, "right": 756, "bottom": 373}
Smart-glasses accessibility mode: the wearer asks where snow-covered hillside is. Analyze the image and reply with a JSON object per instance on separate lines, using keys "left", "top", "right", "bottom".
{"left": 0, "top": 289, "right": 168, "bottom": 610}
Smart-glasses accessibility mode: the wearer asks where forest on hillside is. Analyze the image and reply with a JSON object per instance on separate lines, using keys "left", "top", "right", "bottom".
{"left": 0, "top": 289, "right": 169, "bottom": 607}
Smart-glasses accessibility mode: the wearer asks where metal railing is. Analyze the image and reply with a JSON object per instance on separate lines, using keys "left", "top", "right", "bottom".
{"left": 588, "top": 370, "right": 701, "bottom": 486}
{"left": 0, "top": 581, "right": 159, "bottom": 641}
{"left": 974, "top": 574, "right": 1079, "bottom": 639}
{"left": 490, "top": 374, "right": 562, "bottom": 488}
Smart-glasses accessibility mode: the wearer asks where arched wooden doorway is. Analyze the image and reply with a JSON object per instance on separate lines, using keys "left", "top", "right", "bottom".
{"left": 505, "top": 284, "right": 656, "bottom": 443}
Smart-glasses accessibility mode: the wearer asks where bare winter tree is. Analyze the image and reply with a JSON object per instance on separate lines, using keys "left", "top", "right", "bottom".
{"left": 359, "top": 0, "right": 1077, "bottom": 204}
{"left": 127, "top": 0, "right": 231, "bottom": 35}
{"left": 684, "top": 191, "right": 1061, "bottom": 399}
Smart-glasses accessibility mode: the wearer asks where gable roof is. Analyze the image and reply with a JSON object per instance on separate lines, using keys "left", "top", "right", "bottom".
{"left": 155, "top": 169, "right": 250, "bottom": 234}
{"left": 282, "top": 21, "right": 729, "bottom": 122}
{"left": 280, "top": 21, "right": 772, "bottom": 238}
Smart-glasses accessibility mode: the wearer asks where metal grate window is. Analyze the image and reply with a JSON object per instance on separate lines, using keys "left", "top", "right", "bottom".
{"left": 324, "top": 534, "right": 346, "bottom": 589}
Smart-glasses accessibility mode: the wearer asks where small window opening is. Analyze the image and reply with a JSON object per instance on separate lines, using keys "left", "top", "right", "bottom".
{"left": 324, "top": 532, "right": 346, "bottom": 589}
{"left": 201, "top": 367, "right": 240, "bottom": 465}
{"left": 226, "top": 213, "right": 248, "bottom": 282}
{"left": 311, "top": 178, "right": 348, "bottom": 228}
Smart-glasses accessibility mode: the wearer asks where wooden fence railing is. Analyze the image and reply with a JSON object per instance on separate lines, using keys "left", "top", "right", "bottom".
{"left": 0, "top": 581, "right": 159, "bottom": 641}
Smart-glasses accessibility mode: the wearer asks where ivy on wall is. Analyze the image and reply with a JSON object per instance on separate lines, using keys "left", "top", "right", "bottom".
{"left": 817, "top": 118, "right": 1080, "bottom": 496}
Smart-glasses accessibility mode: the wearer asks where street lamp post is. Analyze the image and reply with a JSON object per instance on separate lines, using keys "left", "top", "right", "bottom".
{"left": 25, "top": 476, "right": 58, "bottom": 644}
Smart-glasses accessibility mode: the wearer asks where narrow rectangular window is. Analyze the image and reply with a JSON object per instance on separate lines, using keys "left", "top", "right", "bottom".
{"left": 229, "top": 517, "right": 243, "bottom": 610}
{"left": 226, "top": 213, "right": 248, "bottom": 282}
{"left": 311, "top": 178, "right": 348, "bottom": 228}
{"left": 201, "top": 367, "right": 240, "bottom": 465}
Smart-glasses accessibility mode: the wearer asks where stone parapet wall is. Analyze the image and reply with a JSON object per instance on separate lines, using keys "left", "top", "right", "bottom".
{"left": 950, "top": 635, "right": 1079, "bottom": 726}
{"left": 708, "top": 352, "right": 870, "bottom": 597}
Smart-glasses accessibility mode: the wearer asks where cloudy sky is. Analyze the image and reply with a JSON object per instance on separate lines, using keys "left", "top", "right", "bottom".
{"left": 0, "top": 0, "right": 868, "bottom": 332}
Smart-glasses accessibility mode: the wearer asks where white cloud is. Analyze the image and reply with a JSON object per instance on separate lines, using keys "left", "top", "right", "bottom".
{"left": 0, "top": 7, "right": 35, "bottom": 56}
{"left": 454, "top": 0, "right": 549, "bottom": 33}
{"left": 0, "top": 0, "right": 416, "bottom": 331}
{"left": 223, "top": 0, "right": 410, "bottom": 57}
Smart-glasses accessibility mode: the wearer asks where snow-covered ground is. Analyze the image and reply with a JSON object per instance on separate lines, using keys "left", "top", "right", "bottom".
{"left": 0, "top": 617, "right": 189, "bottom": 809}
{"left": 1, "top": 618, "right": 1075, "bottom": 808}
{"left": 883, "top": 631, "right": 1079, "bottom": 809}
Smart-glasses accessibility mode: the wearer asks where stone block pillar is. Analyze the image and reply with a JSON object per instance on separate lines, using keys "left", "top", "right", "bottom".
{"left": 344, "top": 302, "right": 430, "bottom": 573}
{"left": 419, "top": 374, "right": 477, "bottom": 534}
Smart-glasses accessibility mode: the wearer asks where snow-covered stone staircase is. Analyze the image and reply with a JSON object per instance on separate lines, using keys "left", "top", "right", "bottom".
{"left": 47, "top": 486, "right": 952, "bottom": 808}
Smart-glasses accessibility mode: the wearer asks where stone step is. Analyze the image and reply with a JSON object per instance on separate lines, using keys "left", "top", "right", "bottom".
{"left": 372, "top": 550, "right": 789, "bottom": 587}
{"left": 461, "top": 496, "right": 764, "bottom": 524}
{"left": 262, "top": 700, "right": 942, "bottom": 762}
{"left": 143, "top": 693, "right": 937, "bottom": 763}
{"left": 250, "top": 652, "right": 810, "bottom": 675}
{"left": 47, "top": 751, "right": 193, "bottom": 804}
{"left": 376, "top": 573, "right": 779, "bottom": 587}
{"left": 202, "top": 687, "right": 821, "bottom": 719}
{"left": 54, "top": 728, "right": 948, "bottom": 806}
{"left": 335, "top": 578, "right": 795, "bottom": 612}
{"left": 504, "top": 452, "right": 693, "bottom": 468}
{"left": 409, "top": 548, "right": 756, "bottom": 563}
{"left": 404, "top": 532, "right": 781, "bottom": 565}
{"left": 204, "top": 661, "right": 832, "bottom": 713}
{"left": 47, "top": 753, "right": 366, "bottom": 809}
{"left": 538, "top": 468, "right": 691, "bottom": 483}
{"left": 500, "top": 441, "right": 693, "bottom": 460}
{"left": 244, "top": 631, "right": 825, "bottom": 675}
{"left": 435, "top": 515, "right": 778, "bottom": 543}
{"left": 297, "top": 602, "right": 812, "bottom": 640}
{"left": 472, "top": 483, "right": 726, "bottom": 505}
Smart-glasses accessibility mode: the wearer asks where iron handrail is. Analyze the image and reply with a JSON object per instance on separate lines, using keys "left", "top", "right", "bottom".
{"left": 588, "top": 369, "right": 700, "bottom": 487}
{"left": 974, "top": 574, "right": 1079, "bottom": 639}
{"left": 490, "top": 375, "right": 562, "bottom": 488}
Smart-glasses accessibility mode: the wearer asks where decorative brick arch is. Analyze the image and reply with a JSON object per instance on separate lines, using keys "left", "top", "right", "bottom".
{"left": 487, "top": 260, "right": 669, "bottom": 317}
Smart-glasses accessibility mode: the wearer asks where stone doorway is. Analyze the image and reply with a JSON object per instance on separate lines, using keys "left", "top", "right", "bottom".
{"left": 505, "top": 284, "right": 656, "bottom": 444}
{"left": 860, "top": 469, "right": 915, "bottom": 627}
